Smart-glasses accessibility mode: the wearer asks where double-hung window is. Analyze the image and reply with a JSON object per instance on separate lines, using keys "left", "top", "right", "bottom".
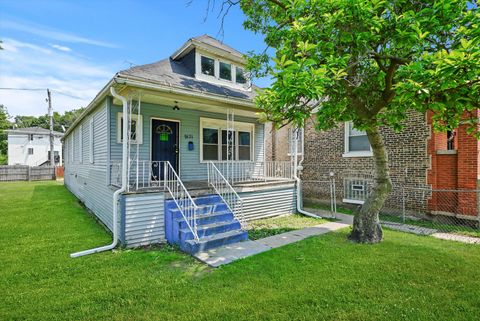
{"left": 117, "top": 113, "right": 143, "bottom": 144}
{"left": 200, "top": 118, "right": 254, "bottom": 162}
{"left": 343, "top": 122, "right": 372, "bottom": 157}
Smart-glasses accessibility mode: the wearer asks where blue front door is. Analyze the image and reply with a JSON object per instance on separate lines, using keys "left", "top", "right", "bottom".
{"left": 151, "top": 119, "right": 179, "bottom": 180}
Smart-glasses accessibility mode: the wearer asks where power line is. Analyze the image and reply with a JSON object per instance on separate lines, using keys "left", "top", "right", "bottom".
{"left": 0, "top": 87, "right": 45, "bottom": 91}
{"left": 0, "top": 87, "right": 86, "bottom": 100}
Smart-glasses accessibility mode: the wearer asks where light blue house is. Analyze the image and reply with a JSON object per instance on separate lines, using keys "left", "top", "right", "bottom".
{"left": 64, "top": 35, "right": 297, "bottom": 256}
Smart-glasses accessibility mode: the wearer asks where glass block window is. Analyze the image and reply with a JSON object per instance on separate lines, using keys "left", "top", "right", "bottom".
{"left": 343, "top": 178, "right": 371, "bottom": 204}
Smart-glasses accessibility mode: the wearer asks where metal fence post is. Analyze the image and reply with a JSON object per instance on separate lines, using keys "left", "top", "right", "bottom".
{"left": 402, "top": 185, "right": 406, "bottom": 223}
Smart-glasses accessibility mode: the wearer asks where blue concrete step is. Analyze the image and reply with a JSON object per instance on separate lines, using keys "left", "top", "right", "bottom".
{"left": 193, "top": 195, "right": 223, "bottom": 206}
{"left": 169, "top": 203, "right": 229, "bottom": 218}
{"left": 176, "top": 211, "right": 233, "bottom": 230}
{"left": 179, "top": 220, "right": 241, "bottom": 242}
{"left": 181, "top": 229, "right": 249, "bottom": 253}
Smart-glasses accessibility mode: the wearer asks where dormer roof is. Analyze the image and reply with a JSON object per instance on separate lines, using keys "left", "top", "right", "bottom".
{"left": 171, "top": 34, "right": 245, "bottom": 65}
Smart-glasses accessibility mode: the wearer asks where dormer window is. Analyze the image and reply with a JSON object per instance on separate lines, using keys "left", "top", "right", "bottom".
{"left": 196, "top": 52, "right": 250, "bottom": 90}
{"left": 219, "top": 62, "right": 232, "bottom": 81}
{"left": 201, "top": 56, "right": 215, "bottom": 76}
{"left": 236, "top": 67, "right": 247, "bottom": 84}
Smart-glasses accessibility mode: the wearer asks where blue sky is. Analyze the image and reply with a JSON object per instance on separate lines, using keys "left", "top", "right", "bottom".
{"left": 0, "top": 0, "right": 269, "bottom": 116}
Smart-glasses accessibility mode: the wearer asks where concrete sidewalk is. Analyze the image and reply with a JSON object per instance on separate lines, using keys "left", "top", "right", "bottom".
{"left": 194, "top": 211, "right": 352, "bottom": 267}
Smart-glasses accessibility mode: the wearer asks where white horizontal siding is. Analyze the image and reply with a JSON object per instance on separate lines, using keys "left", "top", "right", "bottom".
{"left": 109, "top": 102, "right": 262, "bottom": 181}
{"left": 64, "top": 101, "right": 116, "bottom": 231}
{"left": 239, "top": 184, "right": 297, "bottom": 221}
{"left": 123, "top": 192, "right": 165, "bottom": 248}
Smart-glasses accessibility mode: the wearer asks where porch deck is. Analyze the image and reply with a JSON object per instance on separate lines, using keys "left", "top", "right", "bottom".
{"left": 122, "top": 178, "right": 295, "bottom": 197}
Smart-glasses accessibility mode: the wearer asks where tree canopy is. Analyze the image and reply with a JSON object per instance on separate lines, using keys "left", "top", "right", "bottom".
{"left": 241, "top": 0, "right": 480, "bottom": 135}
{"left": 238, "top": 0, "right": 480, "bottom": 243}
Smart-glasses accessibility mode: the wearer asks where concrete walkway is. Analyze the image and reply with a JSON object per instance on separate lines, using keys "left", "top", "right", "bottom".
{"left": 194, "top": 212, "right": 352, "bottom": 267}
{"left": 193, "top": 209, "right": 480, "bottom": 267}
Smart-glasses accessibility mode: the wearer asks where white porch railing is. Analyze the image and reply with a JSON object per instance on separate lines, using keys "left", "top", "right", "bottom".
{"left": 110, "top": 160, "right": 295, "bottom": 189}
{"left": 163, "top": 161, "right": 199, "bottom": 241}
{"left": 109, "top": 161, "right": 198, "bottom": 241}
{"left": 211, "top": 161, "right": 294, "bottom": 184}
{"left": 207, "top": 162, "right": 245, "bottom": 228}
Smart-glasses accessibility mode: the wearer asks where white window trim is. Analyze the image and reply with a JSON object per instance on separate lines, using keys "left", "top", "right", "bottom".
{"left": 199, "top": 117, "right": 255, "bottom": 162}
{"left": 69, "top": 135, "right": 73, "bottom": 164}
{"left": 195, "top": 51, "right": 251, "bottom": 91}
{"left": 117, "top": 113, "right": 143, "bottom": 144}
{"left": 343, "top": 199, "right": 365, "bottom": 205}
{"left": 89, "top": 118, "right": 94, "bottom": 164}
{"left": 343, "top": 122, "right": 373, "bottom": 157}
{"left": 79, "top": 125, "right": 83, "bottom": 164}
{"left": 287, "top": 127, "right": 304, "bottom": 156}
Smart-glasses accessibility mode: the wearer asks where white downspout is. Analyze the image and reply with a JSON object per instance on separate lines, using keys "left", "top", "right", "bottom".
{"left": 293, "top": 127, "right": 322, "bottom": 219}
{"left": 70, "top": 87, "right": 128, "bottom": 258}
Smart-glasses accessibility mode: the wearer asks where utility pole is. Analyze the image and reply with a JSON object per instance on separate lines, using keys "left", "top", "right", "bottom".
{"left": 47, "top": 89, "right": 55, "bottom": 174}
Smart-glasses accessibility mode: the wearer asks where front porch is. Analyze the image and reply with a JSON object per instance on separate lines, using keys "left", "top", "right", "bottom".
{"left": 110, "top": 160, "right": 295, "bottom": 196}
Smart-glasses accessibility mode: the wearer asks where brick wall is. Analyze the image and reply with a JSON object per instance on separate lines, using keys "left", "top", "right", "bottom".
{"left": 265, "top": 123, "right": 293, "bottom": 162}
{"left": 300, "top": 111, "right": 431, "bottom": 214}
{"left": 427, "top": 110, "right": 479, "bottom": 217}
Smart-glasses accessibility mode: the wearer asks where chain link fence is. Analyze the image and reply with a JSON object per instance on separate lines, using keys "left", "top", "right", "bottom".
{"left": 300, "top": 167, "right": 480, "bottom": 238}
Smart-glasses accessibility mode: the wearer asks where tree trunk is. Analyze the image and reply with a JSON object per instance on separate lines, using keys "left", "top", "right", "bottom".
{"left": 349, "top": 124, "right": 392, "bottom": 244}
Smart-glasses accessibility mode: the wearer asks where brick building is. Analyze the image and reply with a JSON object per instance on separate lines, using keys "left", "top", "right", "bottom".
{"left": 265, "top": 111, "right": 480, "bottom": 220}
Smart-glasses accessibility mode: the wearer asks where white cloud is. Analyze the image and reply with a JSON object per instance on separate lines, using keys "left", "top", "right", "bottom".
{"left": 1, "top": 19, "right": 119, "bottom": 48}
{"left": 51, "top": 44, "right": 72, "bottom": 52}
{"left": 0, "top": 38, "right": 119, "bottom": 116}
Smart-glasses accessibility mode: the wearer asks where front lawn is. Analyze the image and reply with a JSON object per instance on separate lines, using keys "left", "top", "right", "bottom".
{"left": 1, "top": 181, "right": 480, "bottom": 321}
{"left": 247, "top": 214, "right": 329, "bottom": 240}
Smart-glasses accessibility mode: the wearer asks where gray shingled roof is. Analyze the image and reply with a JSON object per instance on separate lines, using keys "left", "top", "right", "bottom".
{"left": 118, "top": 58, "right": 259, "bottom": 101}
{"left": 117, "top": 34, "right": 260, "bottom": 101}
{"left": 6, "top": 127, "right": 64, "bottom": 136}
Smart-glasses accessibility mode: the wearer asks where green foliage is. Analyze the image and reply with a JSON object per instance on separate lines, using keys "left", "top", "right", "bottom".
{"left": 0, "top": 105, "right": 11, "bottom": 158}
{"left": 241, "top": 0, "right": 480, "bottom": 134}
{"left": 2, "top": 181, "right": 480, "bottom": 320}
{"left": 14, "top": 107, "right": 85, "bottom": 132}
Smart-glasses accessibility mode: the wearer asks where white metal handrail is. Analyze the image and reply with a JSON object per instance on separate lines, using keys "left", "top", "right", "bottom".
{"left": 208, "top": 162, "right": 245, "bottom": 228}
{"left": 211, "top": 161, "right": 294, "bottom": 184}
{"left": 163, "top": 161, "right": 199, "bottom": 241}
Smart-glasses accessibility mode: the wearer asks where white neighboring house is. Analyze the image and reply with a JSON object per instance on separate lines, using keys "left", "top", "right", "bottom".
{"left": 6, "top": 127, "right": 63, "bottom": 166}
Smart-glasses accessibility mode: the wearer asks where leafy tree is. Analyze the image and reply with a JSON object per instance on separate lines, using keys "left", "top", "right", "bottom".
{"left": 14, "top": 108, "right": 85, "bottom": 132}
{"left": 0, "top": 105, "right": 11, "bottom": 162}
{"left": 238, "top": 0, "right": 480, "bottom": 243}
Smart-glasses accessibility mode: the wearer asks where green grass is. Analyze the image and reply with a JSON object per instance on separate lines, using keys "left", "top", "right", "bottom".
{"left": 247, "top": 214, "right": 329, "bottom": 240}
{"left": 2, "top": 181, "right": 480, "bottom": 321}
{"left": 305, "top": 201, "right": 480, "bottom": 238}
